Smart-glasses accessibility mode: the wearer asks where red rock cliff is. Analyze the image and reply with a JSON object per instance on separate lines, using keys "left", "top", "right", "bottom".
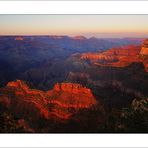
{"left": 140, "top": 39, "right": 148, "bottom": 55}
{"left": 80, "top": 43, "right": 148, "bottom": 72}
{"left": 0, "top": 80, "right": 97, "bottom": 121}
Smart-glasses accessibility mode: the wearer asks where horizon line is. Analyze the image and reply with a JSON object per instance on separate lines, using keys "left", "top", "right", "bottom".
{"left": 0, "top": 35, "right": 147, "bottom": 39}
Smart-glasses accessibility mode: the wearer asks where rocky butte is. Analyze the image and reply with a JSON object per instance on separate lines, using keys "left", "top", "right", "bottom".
{"left": 140, "top": 39, "right": 148, "bottom": 55}
{"left": 0, "top": 80, "right": 97, "bottom": 122}
{"left": 140, "top": 39, "right": 148, "bottom": 71}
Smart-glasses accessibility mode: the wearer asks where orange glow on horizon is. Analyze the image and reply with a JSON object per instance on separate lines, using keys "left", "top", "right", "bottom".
{"left": 0, "top": 15, "right": 148, "bottom": 38}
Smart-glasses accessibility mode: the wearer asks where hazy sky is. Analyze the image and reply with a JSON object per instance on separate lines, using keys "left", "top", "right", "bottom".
{"left": 0, "top": 15, "right": 148, "bottom": 38}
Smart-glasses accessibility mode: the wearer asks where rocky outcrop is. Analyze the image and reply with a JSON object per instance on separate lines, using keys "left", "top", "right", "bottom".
{"left": 0, "top": 80, "right": 97, "bottom": 121}
{"left": 81, "top": 45, "right": 140, "bottom": 61}
{"left": 49, "top": 82, "right": 96, "bottom": 107}
{"left": 104, "top": 45, "right": 140, "bottom": 56}
{"left": 81, "top": 45, "right": 142, "bottom": 67}
{"left": 140, "top": 39, "right": 148, "bottom": 71}
{"left": 140, "top": 39, "right": 148, "bottom": 55}
{"left": 53, "top": 82, "right": 91, "bottom": 93}
{"left": 47, "top": 82, "right": 96, "bottom": 119}
{"left": 132, "top": 98, "right": 148, "bottom": 112}
{"left": 80, "top": 43, "right": 148, "bottom": 72}
{"left": 81, "top": 53, "right": 118, "bottom": 62}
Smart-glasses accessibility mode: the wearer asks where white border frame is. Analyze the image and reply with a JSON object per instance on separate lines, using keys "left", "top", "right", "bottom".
{"left": 0, "top": 134, "right": 148, "bottom": 147}
{"left": 0, "top": 1, "right": 148, "bottom": 14}
{"left": 0, "top": 1, "right": 148, "bottom": 147}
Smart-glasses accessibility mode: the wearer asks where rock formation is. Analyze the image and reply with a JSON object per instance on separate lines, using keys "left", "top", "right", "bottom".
{"left": 132, "top": 98, "right": 148, "bottom": 112}
{"left": 140, "top": 39, "right": 148, "bottom": 55}
{"left": 81, "top": 45, "right": 140, "bottom": 62}
{"left": 0, "top": 80, "right": 97, "bottom": 121}
{"left": 80, "top": 43, "right": 148, "bottom": 72}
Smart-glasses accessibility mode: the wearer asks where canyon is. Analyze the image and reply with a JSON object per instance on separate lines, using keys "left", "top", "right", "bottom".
{"left": 0, "top": 36, "right": 148, "bottom": 133}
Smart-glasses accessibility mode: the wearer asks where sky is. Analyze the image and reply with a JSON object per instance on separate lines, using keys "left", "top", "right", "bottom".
{"left": 0, "top": 15, "right": 148, "bottom": 38}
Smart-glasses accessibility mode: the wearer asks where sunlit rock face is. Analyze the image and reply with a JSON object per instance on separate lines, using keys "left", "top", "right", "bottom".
{"left": 0, "top": 80, "right": 97, "bottom": 121}
{"left": 81, "top": 45, "right": 140, "bottom": 60}
{"left": 47, "top": 82, "right": 97, "bottom": 119}
{"left": 80, "top": 45, "right": 141, "bottom": 67}
{"left": 140, "top": 39, "right": 148, "bottom": 72}
{"left": 140, "top": 39, "right": 148, "bottom": 55}
{"left": 81, "top": 53, "right": 118, "bottom": 62}
{"left": 48, "top": 82, "right": 96, "bottom": 107}
{"left": 79, "top": 43, "right": 148, "bottom": 72}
